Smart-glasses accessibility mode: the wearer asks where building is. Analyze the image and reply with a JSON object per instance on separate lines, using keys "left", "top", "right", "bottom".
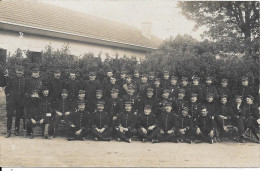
{"left": 0, "top": 1, "right": 162, "bottom": 64}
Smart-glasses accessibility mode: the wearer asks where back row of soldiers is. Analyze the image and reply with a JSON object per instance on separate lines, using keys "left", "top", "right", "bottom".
{"left": 4, "top": 65, "right": 260, "bottom": 143}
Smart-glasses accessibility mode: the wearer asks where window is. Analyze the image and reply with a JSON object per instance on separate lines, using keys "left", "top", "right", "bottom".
{"left": 28, "top": 51, "right": 42, "bottom": 63}
{"left": 0, "top": 48, "right": 7, "bottom": 65}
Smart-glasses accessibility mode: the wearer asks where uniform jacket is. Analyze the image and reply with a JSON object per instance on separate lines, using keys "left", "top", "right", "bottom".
{"left": 25, "top": 77, "right": 42, "bottom": 97}
{"left": 243, "top": 104, "right": 259, "bottom": 120}
{"left": 25, "top": 97, "right": 42, "bottom": 120}
{"left": 91, "top": 110, "right": 110, "bottom": 129}
{"left": 48, "top": 78, "right": 64, "bottom": 100}
{"left": 84, "top": 80, "right": 101, "bottom": 100}
{"left": 39, "top": 96, "right": 53, "bottom": 119}
{"left": 138, "top": 113, "right": 158, "bottom": 129}
{"left": 158, "top": 111, "right": 178, "bottom": 132}
{"left": 188, "top": 101, "right": 200, "bottom": 121}
{"left": 216, "top": 103, "right": 234, "bottom": 118}
{"left": 68, "top": 109, "right": 91, "bottom": 131}
{"left": 65, "top": 79, "right": 81, "bottom": 100}
{"left": 172, "top": 98, "right": 188, "bottom": 115}
{"left": 122, "top": 94, "right": 138, "bottom": 112}
{"left": 116, "top": 110, "right": 138, "bottom": 130}
{"left": 196, "top": 115, "right": 214, "bottom": 134}
{"left": 5, "top": 75, "right": 26, "bottom": 97}
{"left": 177, "top": 114, "right": 193, "bottom": 131}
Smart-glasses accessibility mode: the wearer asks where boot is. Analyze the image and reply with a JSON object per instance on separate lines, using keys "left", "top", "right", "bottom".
{"left": 5, "top": 130, "right": 11, "bottom": 138}
{"left": 44, "top": 124, "right": 49, "bottom": 139}
{"left": 14, "top": 129, "right": 19, "bottom": 136}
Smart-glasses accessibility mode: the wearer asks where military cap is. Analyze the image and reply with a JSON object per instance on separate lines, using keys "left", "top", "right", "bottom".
{"left": 178, "top": 89, "right": 185, "bottom": 94}
{"left": 144, "top": 104, "right": 152, "bottom": 109}
{"left": 191, "top": 93, "right": 198, "bottom": 98}
{"left": 78, "top": 90, "right": 86, "bottom": 94}
{"left": 181, "top": 77, "right": 188, "bottom": 81}
{"left": 124, "top": 101, "right": 133, "bottom": 106}
{"left": 61, "top": 89, "right": 68, "bottom": 93}
{"left": 154, "top": 77, "right": 160, "bottom": 81}
{"left": 31, "top": 90, "right": 39, "bottom": 94}
{"left": 15, "top": 65, "right": 25, "bottom": 71}
{"left": 192, "top": 75, "right": 200, "bottom": 81}
{"left": 163, "top": 71, "right": 170, "bottom": 75}
{"left": 121, "top": 70, "right": 127, "bottom": 74}
{"left": 32, "top": 67, "right": 39, "bottom": 73}
{"left": 163, "top": 89, "right": 171, "bottom": 93}
{"left": 41, "top": 86, "right": 49, "bottom": 91}
{"left": 221, "top": 78, "right": 228, "bottom": 83}
{"left": 182, "top": 106, "right": 189, "bottom": 112}
{"left": 128, "top": 84, "right": 135, "bottom": 90}
{"left": 111, "top": 88, "right": 119, "bottom": 93}
{"left": 247, "top": 95, "right": 254, "bottom": 100}
{"left": 134, "top": 69, "right": 140, "bottom": 74}
{"left": 220, "top": 94, "right": 227, "bottom": 98}
{"left": 141, "top": 73, "right": 148, "bottom": 77}
{"left": 126, "top": 74, "right": 132, "bottom": 78}
{"left": 206, "top": 92, "right": 214, "bottom": 97}
{"left": 97, "top": 100, "right": 105, "bottom": 106}
{"left": 149, "top": 71, "right": 155, "bottom": 76}
{"left": 235, "top": 95, "right": 242, "bottom": 99}
{"left": 242, "top": 76, "right": 248, "bottom": 81}
{"left": 206, "top": 76, "right": 213, "bottom": 80}
{"left": 96, "top": 89, "right": 103, "bottom": 94}
{"left": 53, "top": 68, "right": 61, "bottom": 73}
{"left": 165, "top": 102, "right": 172, "bottom": 107}
{"left": 77, "top": 100, "right": 85, "bottom": 105}
{"left": 200, "top": 105, "right": 207, "bottom": 110}
{"left": 171, "top": 75, "right": 178, "bottom": 80}
{"left": 147, "top": 87, "right": 154, "bottom": 93}
{"left": 89, "top": 72, "right": 96, "bottom": 76}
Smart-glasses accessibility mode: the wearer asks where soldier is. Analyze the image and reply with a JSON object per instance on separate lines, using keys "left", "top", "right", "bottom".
{"left": 132, "top": 69, "right": 141, "bottom": 95}
{"left": 115, "top": 101, "right": 138, "bottom": 143}
{"left": 138, "top": 87, "right": 159, "bottom": 116}
{"left": 122, "top": 84, "right": 138, "bottom": 113}
{"left": 188, "top": 93, "right": 200, "bottom": 122}
{"left": 195, "top": 106, "right": 215, "bottom": 144}
{"left": 91, "top": 100, "right": 112, "bottom": 141}
{"left": 190, "top": 76, "right": 203, "bottom": 103}
{"left": 137, "top": 104, "right": 160, "bottom": 143}
{"left": 243, "top": 95, "right": 260, "bottom": 143}
{"left": 177, "top": 107, "right": 196, "bottom": 143}
{"left": 161, "top": 71, "right": 170, "bottom": 89}
{"left": 5, "top": 65, "right": 26, "bottom": 137}
{"left": 202, "top": 92, "right": 217, "bottom": 118}
{"left": 39, "top": 86, "right": 53, "bottom": 139}
{"left": 65, "top": 69, "right": 80, "bottom": 101}
{"left": 102, "top": 68, "right": 113, "bottom": 89}
{"left": 231, "top": 95, "right": 246, "bottom": 142}
{"left": 172, "top": 89, "right": 188, "bottom": 116}
{"left": 169, "top": 75, "right": 179, "bottom": 101}
{"left": 179, "top": 76, "right": 191, "bottom": 101}
{"left": 67, "top": 100, "right": 91, "bottom": 141}
{"left": 52, "top": 89, "right": 72, "bottom": 137}
{"left": 202, "top": 76, "right": 218, "bottom": 102}
{"left": 48, "top": 69, "right": 64, "bottom": 102}
{"left": 157, "top": 102, "right": 179, "bottom": 142}
{"left": 153, "top": 77, "right": 163, "bottom": 101}
{"left": 85, "top": 72, "right": 102, "bottom": 103}
{"left": 158, "top": 89, "right": 172, "bottom": 114}
{"left": 103, "top": 76, "right": 120, "bottom": 100}
{"left": 25, "top": 67, "right": 42, "bottom": 99}
{"left": 71, "top": 89, "right": 87, "bottom": 112}
{"left": 237, "top": 77, "right": 254, "bottom": 104}
{"left": 24, "top": 90, "right": 42, "bottom": 139}
{"left": 138, "top": 73, "right": 149, "bottom": 99}
{"left": 215, "top": 94, "right": 234, "bottom": 141}
{"left": 122, "top": 74, "right": 135, "bottom": 96}
{"left": 148, "top": 71, "right": 155, "bottom": 86}
{"left": 117, "top": 70, "right": 127, "bottom": 97}
{"left": 217, "top": 78, "right": 232, "bottom": 102}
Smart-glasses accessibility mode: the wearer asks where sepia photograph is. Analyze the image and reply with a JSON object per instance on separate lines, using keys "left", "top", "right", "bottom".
{"left": 0, "top": 0, "right": 259, "bottom": 168}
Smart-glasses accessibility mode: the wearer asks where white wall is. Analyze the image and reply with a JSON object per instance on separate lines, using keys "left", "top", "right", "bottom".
{"left": 0, "top": 30, "right": 147, "bottom": 61}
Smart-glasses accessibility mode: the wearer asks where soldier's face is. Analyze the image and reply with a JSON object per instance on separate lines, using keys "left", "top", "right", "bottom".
{"left": 221, "top": 82, "right": 227, "bottom": 87}
{"left": 141, "top": 76, "right": 148, "bottom": 83}
{"left": 221, "top": 98, "right": 227, "bottom": 104}
{"left": 78, "top": 104, "right": 85, "bottom": 111}
{"left": 207, "top": 96, "right": 213, "bottom": 102}
{"left": 97, "top": 105, "right": 104, "bottom": 111}
{"left": 134, "top": 72, "right": 139, "bottom": 78}
{"left": 70, "top": 73, "right": 76, "bottom": 80}
{"left": 42, "top": 90, "right": 49, "bottom": 96}
{"left": 125, "top": 105, "right": 132, "bottom": 112}
{"left": 61, "top": 93, "right": 68, "bottom": 98}
{"left": 154, "top": 81, "right": 160, "bottom": 87}
{"left": 182, "top": 80, "right": 188, "bottom": 86}
{"left": 242, "top": 81, "right": 248, "bottom": 86}
{"left": 89, "top": 75, "right": 96, "bottom": 81}
{"left": 111, "top": 92, "right": 118, "bottom": 99}
{"left": 193, "top": 80, "right": 199, "bottom": 85}
{"left": 110, "top": 77, "right": 116, "bottom": 84}
{"left": 182, "top": 110, "right": 188, "bottom": 116}
{"left": 128, "top": 89, "right": 135, "bottom": 95}
{"left": 147, "top": 92, "right": 153, "bottom": 98}
{"left": 120, "top": 74, "right": 126, "bottom": 79}
{"left": 178, "top": 93, "right": 185, "bottom": 99}
{"left": 16, "top": 70, "right": 24, "bottom": 77}
{"left": 206, "top": 80, "right": 212, "bottom": 85}
{"left": 32, "top": 72, "right": 40, "bottom": 78}
{"left": 78, "top": 93, "right": 85, "bottom": 100}
{"left": 162, "top": 92, "right": 169, "bottom": 98}
{"left": 107, "top": 72, "right": 113, "bottom": 77}
{"left": 171, "top": 79, "right": 177, "bottom": 85}
{"left": 165, "top": 106, "right": 172, "bottom": 113}
{"left": 201, "top": 109, "right": 208, "bottom": 116}
{"left": 144, "top": 108, "right": 151, "bottom": 115}
{"left": 54, "top": 73, "right": 61, "bottom": 79}
{"left": 126, "top": 77, "right": 132, "bottom": 83}
{"left": 163, "top": 74, "right": 169, "bottom": 80}
{"left": 31, "top": 92, "right": 39, "bottom": 98}
{"left": 96, "top": 93, "right": 102, "bottom": 99}
{"left": 190, "top": 96, "right": 197, "bottom": 102}
{"left": 149, "top": 75, "right": 154, "bottom": 80}
{"left": 246, "top": 98, "right": 253, "bottom": 104}
{"left": 236, "top": 98, "right": 242, "bottom": 104}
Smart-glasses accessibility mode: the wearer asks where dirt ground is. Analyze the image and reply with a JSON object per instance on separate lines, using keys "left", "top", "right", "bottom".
{"left": 0, "top": 90, "right": 259, "bottom": 168}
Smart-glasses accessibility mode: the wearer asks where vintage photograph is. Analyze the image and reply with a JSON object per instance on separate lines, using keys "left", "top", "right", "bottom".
{"left": 0, "top": 0, "right": 259, "bottom": 168}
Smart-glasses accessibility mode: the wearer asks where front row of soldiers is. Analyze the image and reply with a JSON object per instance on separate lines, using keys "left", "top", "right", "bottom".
{"left": 4, "top": 65, "right": 260, "bottom": 144}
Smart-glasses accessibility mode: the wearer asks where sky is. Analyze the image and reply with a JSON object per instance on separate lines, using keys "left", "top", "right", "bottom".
{"left": 41, "top": 0, "right": 205, "bottom": 40}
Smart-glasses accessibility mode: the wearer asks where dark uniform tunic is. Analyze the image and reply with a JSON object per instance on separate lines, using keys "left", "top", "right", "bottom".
{"left": 138, "top": 96, "right": 159, "bottom": 115}
{"left": 84, "top": 80, "right": 102, "bottom": 102}
{"left": 53, "top": 98, "right": 72, "bottom": 128}
{"left": 48, "top": 78, "right": 64, "bottom": 102}
{"left": 177, "top": 114, "right": 195, "bottom": 139}
{"left": 39, "top": 96, "right": 53, "bottom": 124}
{"left": 153, "top": 86, "right": 163, "bottom": 101}
{"left": 190, "top": 85, "right": 203, "bottom": 102}
{"left": 196, "top": 115, "right": 214, "bottom": 137}
{"left": 91, "top": 110, "right": 112, "bottom": 139}
{"left": 202, "top": 84, "right": 218, "bottom": 102}
{"left": 161, "top": 79, "right": 170, "bottom": 89}
{"left": 25, "top": 77, "right": 42, "bottom": 97}
{"left": 65, "top": 80, "right": 80, "bottom": 101}
{"left": 105, "top": 97, "right": 123, "bottom": 127}
{"left": 232, "top": 102, "right": 245, "bottom": 137}
{"left": 172, "top": 99, "right": 188, "bottom": 116}
{"left": 122, "top": 94, "right": 138, "bottom": 112}
{"left": 169, "top": 84, "right": 179, "bottom": 100}
{"left": 138, "top": 113, "right": 160, "bottom": 139}
{"left": 188, "top": 101, "right": 200, "bottom": 121}
{"left": 242, "top": 104, "right": 259, "bottom": 140}
{"left": 237, "top": 86, "right": 254, "bottom": 104}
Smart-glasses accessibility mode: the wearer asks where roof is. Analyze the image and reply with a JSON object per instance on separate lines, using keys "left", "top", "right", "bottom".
{"left": 0, "top": 1, "right": 162, "bottom": 51}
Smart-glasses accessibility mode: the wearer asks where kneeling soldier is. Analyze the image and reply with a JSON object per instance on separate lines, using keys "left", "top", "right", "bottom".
{"left": 195, "top": 106, "right": 214, "bottom": 144}
{"left": 91, "top": 101, "right": 112, "bottom": 141}
{"left": 157, "top": 102, "right": 179, "bottom": 142}
{"left": 67, "top": 100, "right": 91, "bottom": 141}
{"left": 138, "top": 104, "right": 160, "bottom": 143}
{"left": 115, "top": 101, "right": 138, "bottom": 143}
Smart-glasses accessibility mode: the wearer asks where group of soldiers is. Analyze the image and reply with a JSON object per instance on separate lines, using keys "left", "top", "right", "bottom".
{"left": 3, "top": 65, "right": 260, "bottom": 144}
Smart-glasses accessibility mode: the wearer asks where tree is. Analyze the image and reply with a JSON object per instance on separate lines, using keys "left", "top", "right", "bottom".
{"left": 178, "top": 1, "right": 259, "bottom": 54}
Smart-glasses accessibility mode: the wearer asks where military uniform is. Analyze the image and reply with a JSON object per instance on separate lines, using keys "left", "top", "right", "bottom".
{"left": 190, "top": 76, "right": 203, "bottom": 103}
{"left": 237, "top": 77, "right": 254, "bottom": 104}
{"left": 65, "top": 78, "right": 81, "bottom": 101}
{"left": 47, "top": 70, "right": 64, "bottom": 102}
{"left": 195, "top": 110, "right": 214, "bottom": 142}
{"left": 179, "top": 77, "right": 191, "bottom": 101}
{"left": 172, "top": 89, "right": 188, "bottom": 116}
{"left": 103, "top": 80, "right": 120, "bottom": 100}
{"left": 138, "top": 74, "right": 149, "bottom": 98}
{"left": 122, "top": 93, "right": 138, "bottom": 113}
{"left": 161, "top": 71, "right": 171, "bottom": 89}
{"left": 153, "top": 78, "right": 163, "bottom": 101}
{"left": 217, "top": 79, "right": 232, "bottom": 102}
{"left": 138, "top": 88, "right": 159, "bottom": 115}
{"left": 188, "top": 100, "right": 200, "bottom": 122}
{"left": 169, "top": 76, "right": 179, "bottom": 100}
{"left": 202, "top": 77, "right": 218, "bottom": 102}
{"left": 25, "top": 67, "right": 42, "bottom": 98}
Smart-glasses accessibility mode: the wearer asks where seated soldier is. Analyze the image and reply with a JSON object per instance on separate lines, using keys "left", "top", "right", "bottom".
{"left": 67, "top": 100, "right": 91, "bottom": 141}
{"left": 157, "top": 102, "right": 179, "bottom": 143}
{"left": 25, "top": 90, "right": 42, "bottom": 139}
{"left": 137, "top": 105, "right": 160, "bottom": 143}
{"left": 195, "top": 106, "right": 214, "bottom": 144}
{"left": 39, "top": 86, "right": 53, "bottom": 139}
{"left": 177, "top": 107, "right": 196, "bottom": 143}
{"left": 53, "top": 89, "right": 72, "bottom": 137}
{"left": 91, "top": 100, "right": 112, "bottom": 141}
{"left": 115, "top": 101, "right": 138, "bottom": 143}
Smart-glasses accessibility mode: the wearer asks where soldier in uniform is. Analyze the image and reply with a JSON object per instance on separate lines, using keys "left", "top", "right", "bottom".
{"left": 202, "top": 76, "right": 218, "bottom": 102}
{"left": 52, "top": 89, "right": 72, "bottom": 137}
{"left": 161, "top": 71, "right": 170, "bottom": 89}
{"left": 102, "top": 67, "right": 113, "bottom": 89}
{"left": 177, "top": 107, "right": 196, "bottom": 143}
{"left": 122, "top": 74, "right": 135, "bottom": 96}
{"left": 172, "top": 89, "right": 188, "bottom": 116}
{"left": 5, "top": 65, "right": 26, "bottom": 137}
{"left": 24, "top": 90, "right": 42, "bottom": 139}
{"left": 39, "top": 86, "right": 53, "bottom": 139}
{"left": 71, "top": 89, "right": 87, "bottom": 112}
{"left": 115, "top": 101, "right": 138, "bottom": 143}
{"left": 117, "top": 70, "right": 127, "bottom": 97}
{"left": 138, "top": 73, "right": 149, "bottom": 99}
{"left": 122, "top": 84, "right": 138, "bottom": 113}
{"left": 103, "top": 76, "right": 120, "bottom": 100}
{"left": 169, "top": 75, "right": 179, "bottom": 101}
{"left": 25, "top": 67, "right": 42, "bottom": 99}
{"left": 218, "top": 78, "right": 232, "bottom": 102}
{"left": 132, "top": 69, "right": 141, "bottom": 95}
{"left": 237, "top": 77, "right": 254, "bottom": 104}
{"left": 138, "top": 87, "right": 159, "bottom": 116}
{"left": 179, "top": 76, "right": 191, "bottom": 101}
{"left": 190, "top": 76, "right": 203, "bottom": 103}
{"left": 153, "top": 77, "right": 163, "bottom": 101}
{"left": 188, "top": 93, "right": 200, "bottom": 122}
{"left": 65, "top": 69, "right": 80, "bottom": 101}
{"left": 88, "top": 89, "right": 104, "bottom": 113}
{"left": 158, "top": 89, "right": 172, "bottom": 114}
{"left": 91, "top": 100, "right": 112, "bottom": 141}
{"left": 157, "top": 102, "right": 179, "bottom": 142}
{"left": 85, "top": 72, "right": 102, "bottom": 103}
{"left": 195, "top": 106, "right": 215, "bottom": 144}
{"left": 48, "top": 69, "right": 64, "bottom": 102}
{"left": 243, "top": 95, "right": 260, "bottom": 143}
{"left": 148, "top": 71, "right": 155, "bottom": 86}
{"left": 67, "top": 100, "right": 91, "bottom": 141}
{"left": 202, "top": 92, "right": 217, "bottom": 118}
{"left": 137, "top": 104, "right": 160, "bottom": 143}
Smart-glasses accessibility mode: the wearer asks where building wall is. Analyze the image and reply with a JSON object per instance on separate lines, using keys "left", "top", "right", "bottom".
{"left": 0, "top": 30, "right": 148, "bottom": 61}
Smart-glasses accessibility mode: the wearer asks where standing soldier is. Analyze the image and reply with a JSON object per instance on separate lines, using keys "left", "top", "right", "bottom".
{"left": 179, "top": 76, "right": 191, "bottom": 101}
{"left": 138, "top": 104, "right": 160, "bottom": 143}
{"left": 91, "top": 100, "right": 112, "bottom": 141}
{"left": 138, "top": 73, "right": 149, "bottom": 99}
{"left": 102, "top": 67, "right": 113, "bottom": 89}
{"left": 161, "top": 70, "right": 170, "bottom": 89}
{"left": 25, "top": 67, "right": 42, "bottom": 99}
{"left": 202, "top": 76, "right": 218, "bottom": 102}
{"left": 5, "top": 65, "right": 26, "bottom": 138}
{"left": 169, "top": 75, "right": 179, "bottom": 101}
{"left": 237, "top": 76, "right": 254, "bottom": 104}
{"left": 172, "top": 89, "right": 188, "bottom": 116}
{"left": 117, "top": 70, "right": 127, "bottom": 97}
{"left": 138, "top": 87, "right": 159, "bottom": 116}
{"left": 104, "top": 76, "right": 120, "bottom": 100}
{"left": 190, "top": 76, "right": 203, "bottom": 103}
{"left": 85, "top": 72, "right": 102, "bottom": 103}
{"left": 122, "top": 84, "right": 138, "bottom": 113}
{"left": 188, "top": 93, "right": 200, "bottom": 122}
{"left": 115, "top": 101, "right": 138, "bottom": 143}
{"left": 132, "top": 69, "right": 141, "bottom": 95}
{"left": 65, "top": 69, "right": 80, "bottom": 101}
{"left": 153, "top": 77, "right": 163, "bottom": 101}
{"left": 148, "top": 71, "right": 155, "bottom": 86}
{"left": 218, "top": 78, "right": 232, "bottom": 102}
{"left": 48, "top": 69, "right": 64, "bottom": 102}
